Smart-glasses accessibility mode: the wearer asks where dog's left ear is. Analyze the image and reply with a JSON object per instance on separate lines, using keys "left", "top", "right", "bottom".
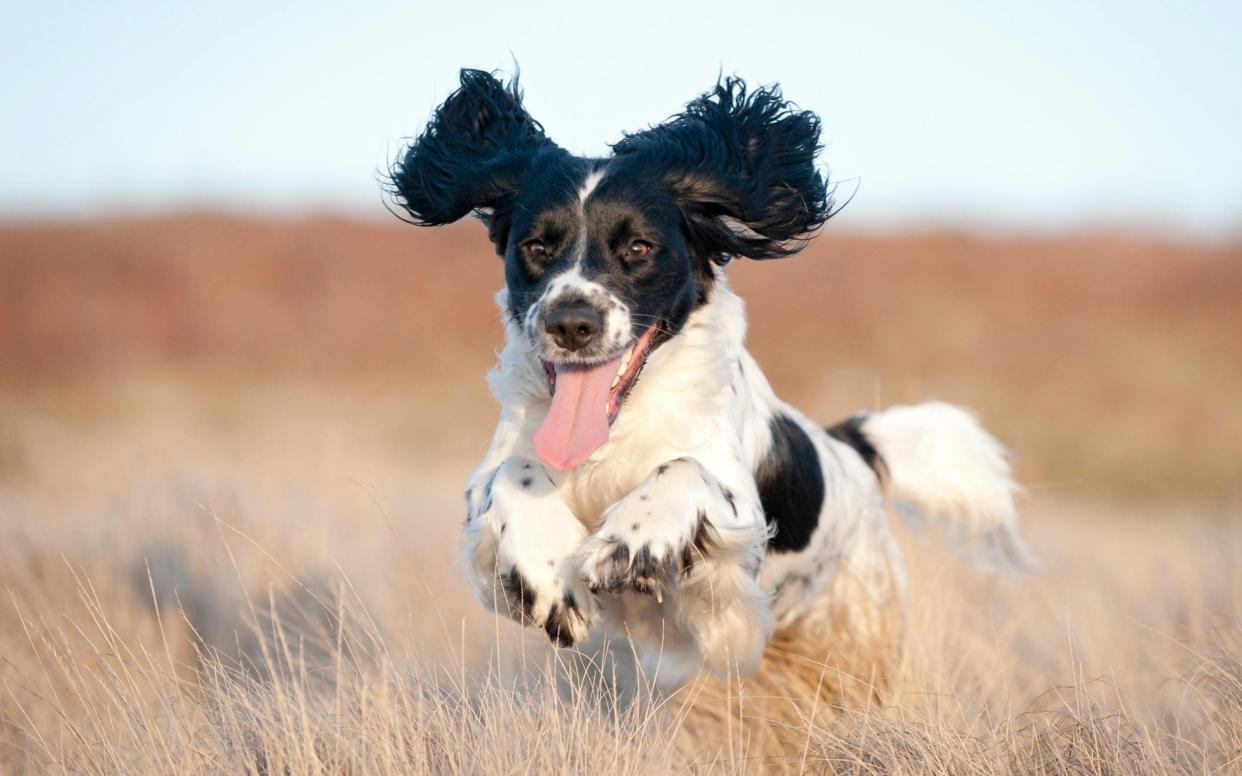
{"left": 614, "top": 78, "right": 832, "bottom": 262}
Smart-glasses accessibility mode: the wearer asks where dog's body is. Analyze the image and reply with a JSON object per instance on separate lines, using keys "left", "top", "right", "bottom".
{"left": 391, "top": 69, "right": 1033, "bottom": 693}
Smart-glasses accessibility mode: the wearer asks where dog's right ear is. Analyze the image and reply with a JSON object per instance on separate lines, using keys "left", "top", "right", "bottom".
{"left": 388, "top": 69, "right": 557, "bottom": 232}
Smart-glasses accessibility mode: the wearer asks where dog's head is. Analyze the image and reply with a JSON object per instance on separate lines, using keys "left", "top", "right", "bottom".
{"left": 389, "top": 69, "right": 832, "bottom": 469}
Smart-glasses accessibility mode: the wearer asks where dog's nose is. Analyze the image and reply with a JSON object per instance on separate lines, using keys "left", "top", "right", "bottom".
{"left": 544, "top": 303, "right": 603, "bottom": 352}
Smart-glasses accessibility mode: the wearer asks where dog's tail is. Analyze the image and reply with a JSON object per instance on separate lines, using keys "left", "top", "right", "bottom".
{"left": 828, "top": 401, "right": 1038, "bottom": 573}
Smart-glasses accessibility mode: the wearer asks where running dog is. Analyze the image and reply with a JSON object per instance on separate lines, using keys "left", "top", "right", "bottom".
{"left": 388, "top": 69, "right": 1034, "bottom": 691}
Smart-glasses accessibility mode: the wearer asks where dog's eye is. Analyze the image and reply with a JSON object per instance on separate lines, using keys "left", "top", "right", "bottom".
{"left": 627, "top": 240, "right": 653, "bottom": 259}
{"left": 523, "top": 240, "right": 549, "bottom": 259}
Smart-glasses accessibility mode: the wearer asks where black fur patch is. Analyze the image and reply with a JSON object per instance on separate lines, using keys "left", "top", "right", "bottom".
{"left": 679, "top": 510, "right": 720, "bottom": 575}
{"left": 628, "top": 544, "right": 669, "bottom": 596}
{"left": 756, "top": 413, "right": 825, "bottom": 553}
{"left": 826, "top": 414, "right": 887, "bottom": 481}
{"left": 613, "top": 78, "right": 833, "bottom": 261}
{"left": 586, "top": 542, "right": 632, "bottom": 594}
{"left": 500, "top": 568, "right": 536, "bottom": 621}
{"left": 543, "top": 592, "right": 582, "bottom": 647}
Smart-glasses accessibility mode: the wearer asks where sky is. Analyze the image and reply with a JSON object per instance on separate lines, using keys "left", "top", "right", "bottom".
{"left": 2, "top": 0, "right": 1240, "bottom": 234}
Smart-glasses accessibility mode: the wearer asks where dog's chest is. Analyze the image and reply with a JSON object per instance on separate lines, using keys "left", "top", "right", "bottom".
{"left": 555, "top": 449, "right": 658, "bottom": 530}
{"left": 552, "top": 403, "right": 744, "bottom": 530}
{"left": 549, "top": 359, "right": 764, "bottom": 529}
{"left": 552, "top": 406, "right": 701, "bottom": 528}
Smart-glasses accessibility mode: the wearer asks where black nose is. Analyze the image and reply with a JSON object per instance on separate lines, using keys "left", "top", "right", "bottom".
{"left": 544, "top": 303, "right": 603, "bottom": 352}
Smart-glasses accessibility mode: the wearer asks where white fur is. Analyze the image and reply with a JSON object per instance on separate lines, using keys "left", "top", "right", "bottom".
{"left": 460, "top": 268, "right": 1033, "bottom": 691}
{"left": 576, "top": 457, "right": 771, "bottom": 686}
{"left": 862, "top": 402, "right": 1037, "bottom": 572}
{"left": 578, "top": 168, "right": 606, "bottom": 203}
{"left": 525, "top": 268, "right": 633, "bottom": 358}
{"left": 463, "top": 457, "right": 595, "bottom": 643}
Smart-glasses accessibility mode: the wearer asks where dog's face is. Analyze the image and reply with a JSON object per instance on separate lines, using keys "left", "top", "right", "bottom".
{"left": 390, "top": 70, "right": 832, "bottom": 468}
{"left": 501, "top": 155, "right": 699, "bottom": 365}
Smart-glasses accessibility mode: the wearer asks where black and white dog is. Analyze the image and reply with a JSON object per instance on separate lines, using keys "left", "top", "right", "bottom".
{"left": 390, "top": 70, "right": 1034, "bottom": 691}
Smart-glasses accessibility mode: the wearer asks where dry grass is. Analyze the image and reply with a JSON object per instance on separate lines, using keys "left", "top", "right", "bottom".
{"left": 1, "top": 374, "right": 1240, "bottom": 775}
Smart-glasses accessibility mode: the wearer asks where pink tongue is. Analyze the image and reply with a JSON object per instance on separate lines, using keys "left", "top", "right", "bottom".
{"left": 533, "top": 355, "right": 622, "bottom": 470}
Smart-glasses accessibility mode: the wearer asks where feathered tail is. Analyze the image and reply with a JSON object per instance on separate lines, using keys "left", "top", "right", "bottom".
{"left": 830, "top": 401, "right": 1038, "bottom": 573}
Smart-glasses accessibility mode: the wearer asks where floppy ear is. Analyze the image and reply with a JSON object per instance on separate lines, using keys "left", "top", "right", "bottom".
{"left": 613, "top": 78, "right": 832, "bottom": 261}
{"left": 388, "top": 69, "right": 559, "bottom": 232}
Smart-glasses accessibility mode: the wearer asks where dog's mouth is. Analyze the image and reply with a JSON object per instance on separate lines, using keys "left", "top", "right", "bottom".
{"left": 533, "top": 324, "right": 659, "bottom": 471}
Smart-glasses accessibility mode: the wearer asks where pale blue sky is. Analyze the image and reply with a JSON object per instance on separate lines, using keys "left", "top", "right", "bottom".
{"left": 2, "top": 0, "right": 1240, "bottom": 233}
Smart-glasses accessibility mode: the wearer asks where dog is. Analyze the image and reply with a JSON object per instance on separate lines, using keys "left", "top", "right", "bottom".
{"left": 388, "top": 69, "right": 1035, "bottom": 693}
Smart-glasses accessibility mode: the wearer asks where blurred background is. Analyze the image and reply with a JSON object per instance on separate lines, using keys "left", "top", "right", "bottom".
{"left": 2, "top": 0, "right": 1242, "bottom": 740}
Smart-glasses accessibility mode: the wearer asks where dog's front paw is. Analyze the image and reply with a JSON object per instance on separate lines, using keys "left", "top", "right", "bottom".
{"left": 578, "top": 460, "right": 720, "bottom": 600}
{"left": 480, "top": 458, "right": 596, "bottom": 647}
{"left": 578, "top": 519, "right": 717, "bottom": 601}
{"left": 498, "top": 564, "right": 593, "bottom": 646}
{"left": 576, "top": 538, "right": 659, "bottom": 601}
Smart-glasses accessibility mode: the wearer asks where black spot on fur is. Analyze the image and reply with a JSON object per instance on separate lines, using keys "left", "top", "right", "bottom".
{"left": 826, "top": 413, "right": 887, "bottom": 481}
{"left": 520, "top": 476, "right": 533, "bottom": 489}
{"left": 693, "top": 510, "right": 718, "bottom": 552}
{"left": 543, "top": 592, "right": 581, "bottom": 647}
{"left": 679, "top": 510, "right": 720, "bottom": 575}
{"left": 656, "top": 464, "right": 669, "bottom": 476}
{"left": 589, "top": 542, "right": 633, "bottom": 594}
{"left": 629, "top": 544, "right": 662, "bottom": 595}
{"left": 756, "top": 413, "right": 825, "bottom": 553}
{"left": 501, "top": 568, "right": 536, "bottom": 621}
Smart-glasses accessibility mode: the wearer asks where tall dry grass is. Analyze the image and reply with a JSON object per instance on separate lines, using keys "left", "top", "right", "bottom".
{"left": 1, "top": 374, "right": 1239, "bottom": 774}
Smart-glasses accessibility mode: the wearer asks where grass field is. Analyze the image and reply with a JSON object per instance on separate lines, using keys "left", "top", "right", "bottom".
{"left": 1, "top": 215, "right": 1240, "bottom": 773}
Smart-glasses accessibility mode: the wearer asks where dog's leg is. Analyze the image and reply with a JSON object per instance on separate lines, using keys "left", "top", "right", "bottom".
{"left": 577, "top": 457, "right": 771, "bottom": 678}
{"left": 462, "top": 457, "right": 595, "bottom": 646}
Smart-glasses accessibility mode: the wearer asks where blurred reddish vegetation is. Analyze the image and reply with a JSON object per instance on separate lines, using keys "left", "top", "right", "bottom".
{"left": 1, "top": 214, "right": 1239, "bottom": 499}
